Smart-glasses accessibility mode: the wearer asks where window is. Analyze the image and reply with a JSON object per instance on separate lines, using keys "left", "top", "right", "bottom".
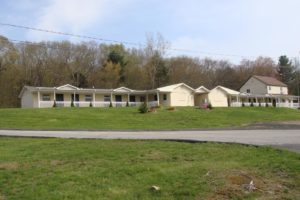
{"left": 85, "top": 95, "right": 92, "bottom": 102}
{"left": 140, "top": 96, "right": 145, "bottom": 102}
{"left": 42, "top": 94, "right": 50, "bottom": 101}
{"left": 246, "top": 89, "right": 250, "bottom": 93}
{"left": 104, "top": 95, "right": 111, "bottom": 102}
{"left": 154, "top": 95, "right": 157, "bottom": 101}
{"left": 129, "top": 95, "right": 136, "bottom": 102}
{"left": 163, "top": 94, "right": 167, "bottom": 101}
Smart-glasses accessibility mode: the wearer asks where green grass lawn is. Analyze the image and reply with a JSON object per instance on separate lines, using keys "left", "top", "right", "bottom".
{"left": 0, "top": 138, "right": 299, "bottom": 199}
{"left": 0, "top": 107, "right": 299, "bottom": 130}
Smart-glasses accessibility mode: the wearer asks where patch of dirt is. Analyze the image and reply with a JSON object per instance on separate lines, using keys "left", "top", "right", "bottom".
{"left": 50, "top": 160, "right": 64, "bottom": 166}
{"left": 246, "top": 121, "right": 300, "bottom": 130}
{"left": 206, "top": 170, "right": 293, "bottom": 200}
{"left": 0, "top": 162, "right": 18, "bottom": 170}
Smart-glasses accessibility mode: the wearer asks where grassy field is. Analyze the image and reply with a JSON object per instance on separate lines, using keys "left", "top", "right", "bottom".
{"left": 0, "top": 107, "right": 299, "bottom": 130}
{"left": 0, "top": 138, "right": 299, "bottom": 199}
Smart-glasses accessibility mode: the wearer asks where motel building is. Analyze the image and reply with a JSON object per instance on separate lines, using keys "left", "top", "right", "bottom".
{"left": 19, "top": 76, "right": 300, "bottom": 109}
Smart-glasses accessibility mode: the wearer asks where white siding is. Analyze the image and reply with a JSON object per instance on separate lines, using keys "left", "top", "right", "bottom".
{"left": 240, "top": 77, "right": 288, "bottom": 95}
{"left": 21, "top": 89, "right": 34, "bottom": 108}
{"left": 240, "top": 77, "right": 267, "bottom": 95}
{"left": 208, "top": 88, "right": 228, "bottom": 107}
{"left": 170, "top": 86, "right": 194, "bottom": 106}
{"left": 267, "top": 86, "right": 288, "bottom": 95}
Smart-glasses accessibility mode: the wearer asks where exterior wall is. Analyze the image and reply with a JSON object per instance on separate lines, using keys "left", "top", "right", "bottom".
{"left": 240, "top": 77, "right": 267, "bottom": 95}
{"left": 240, "top": 77, "right": 288, "bottom": 95}
{"left": 21, "top": 89, "right": 34, "bottom": 108}
{"left": 170, "top": 86, "right": 194, "bottom": 106}
{"left": 208, "top": 88, "right": 228, "bottom": 107}
{"left": 159, "top": 93, "right": 171, "bottom": 107}
{"left": 267, "top": 86, "right": 288, "bottom": 95}
{"left": 194, "top": 94, "right": 209, "bottom": 106}
{"left": 32, "top": 93, "right": 38, "bottom": 108}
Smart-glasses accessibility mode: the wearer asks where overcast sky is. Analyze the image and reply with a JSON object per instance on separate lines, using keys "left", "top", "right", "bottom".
{"left": 1, "top": 0, "right": 300, "bottom": 63}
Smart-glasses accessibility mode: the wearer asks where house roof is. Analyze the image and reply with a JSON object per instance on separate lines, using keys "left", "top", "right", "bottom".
{"left": 214, "top": 86, "right": 240, "bottom": 95}
{"left": 253, "top": 75, "right": 287, "bottom": 87}
{"left": 113, "top": 87, "right": 133, "bottom": 93}
{"left": 56, "top": 84, "right": 79, "bottom": 90}
{"left": 195, "top": 86, "right": 210, "bottom": 93}
{"left": 157, "top": 83, "right": 195, "bottom": 92}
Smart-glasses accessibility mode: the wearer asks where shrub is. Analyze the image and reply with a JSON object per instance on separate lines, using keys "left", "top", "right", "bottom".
{"left": 242, "top": 102, "right": 245, "bottom": 107}
{"left": 138, "top": 103, "right": 148, "bottom": 113}
{"left": 207, "top": 103, "right": 213, "bottom": 109}
{"left": 259, "top": 102, "right": 261, "bottom": 107}
{"left": 126, "top": 101, "right": 129, "bottom": 107}
{"left": 89, "top": 102, "right": 93, "bottom": 107}
{"left": 109, "top": 101, "right": 113, "bottom": 108}
{"left": 250, "top": 102, "right": 254, "bottom": 107}
{"left": 53, "top": 100, "right": 57, "bottom": 107}
{"left": 266, "top": 103, "right": 269, "bottom": 107}
{"left": 71, "top": 100, "right": 74, "bottom": 107}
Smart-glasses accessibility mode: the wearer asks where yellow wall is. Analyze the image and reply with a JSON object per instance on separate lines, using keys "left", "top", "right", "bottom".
{"left": 208, "top": 88, "right": 228, "bottom": 107}
{"left": 170, "top": 86, "right": 194, "bottom": 106}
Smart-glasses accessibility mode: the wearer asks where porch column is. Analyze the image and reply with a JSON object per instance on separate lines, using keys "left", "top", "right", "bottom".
{"left": 53, "top": 89, "right": 56, "bottom": 101}
{"left": 110, "top": 92, "right": 113, "bottom": 103}
{"left": 127, "top": 93, "right": 130, "bottom": 103}
{"left": 146, "top": 93, "right": 149, "bottom": 103}
{"left": 73, "top": 91, "right": 76, "bottom": 108}
{"left": 156, "top": 91, "right": 160, "bottom": 106}
{"left": 93, "top": 90, "right": 96, "bottom": 107}
{"left": 37, "top": 90, "right": 40, "bottom": 108}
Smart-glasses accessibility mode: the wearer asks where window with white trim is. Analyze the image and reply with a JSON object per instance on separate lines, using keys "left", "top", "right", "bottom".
{"left": 42, "top": 94, "right": 50, "bottom": 101}
{"left": 246, "top": 89, "right": 250, "bottom": 93}
{"left": 85, "top": 95, "right": 92, "bottom": 102}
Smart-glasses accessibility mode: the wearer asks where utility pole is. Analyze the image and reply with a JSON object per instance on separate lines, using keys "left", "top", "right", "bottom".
{"left": 298, "top": 52, "right": 300, "bottom": 108}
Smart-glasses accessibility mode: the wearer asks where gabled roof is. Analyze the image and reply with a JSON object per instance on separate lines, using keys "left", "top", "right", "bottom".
{"left": 213, "top": 86, "right": 240, "bottom": 95}
{"left": 157, "top": 83, "right": 195, "bottom": 92}
{"left": 253, "top": 76, "right": 287, "bottom": 87}
{"left": 56, "top": 84, "right": 79, "bottom": 90}
{"left": 195, "top": 86, "right": 210, "bottom": 93}
{"left": 113, "top": 87, "right": 133, "bottom": 93}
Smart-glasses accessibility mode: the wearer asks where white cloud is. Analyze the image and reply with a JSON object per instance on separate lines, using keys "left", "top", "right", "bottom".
{"left": 26, "top": 0, "right": 132, "bottom": 41}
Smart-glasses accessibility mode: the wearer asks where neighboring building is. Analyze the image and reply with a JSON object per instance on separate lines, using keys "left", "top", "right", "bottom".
{"left": 194, "top": 86, "right": 210, "bottom": 106}
{"left": 240, "top": 75, "right": 288, "bottom": 95}
{"left": 208, "top": 86, "right": 240, "bottom": 107}
{"left": 18, "top": 83, "right": 197, "bottom": 108}
{"left": 19, "top": 84, "right": 152, "bottom": 108}
{"left": 156, "top": 83, "right": 195, "bottom": 107}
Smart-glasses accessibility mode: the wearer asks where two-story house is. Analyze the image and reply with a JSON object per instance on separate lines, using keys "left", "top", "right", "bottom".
{"left": 240, "top": 75, "right": 288, "bottom": 95}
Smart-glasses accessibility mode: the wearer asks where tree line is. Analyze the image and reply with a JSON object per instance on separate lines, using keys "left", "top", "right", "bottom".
{"left": 0, "top": 34, "right": 299, "bottom": 107}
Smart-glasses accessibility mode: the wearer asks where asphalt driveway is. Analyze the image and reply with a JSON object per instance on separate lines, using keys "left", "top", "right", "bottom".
{"left": 0, "top": 129, "right": 299, "bottom": 152}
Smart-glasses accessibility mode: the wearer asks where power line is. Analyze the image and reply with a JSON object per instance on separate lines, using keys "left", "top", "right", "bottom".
{"left": 0, "top": 22, "right": 259, "bottom": 59}
{"left": 0, "top": 22, "right": 295, "bottom": 60}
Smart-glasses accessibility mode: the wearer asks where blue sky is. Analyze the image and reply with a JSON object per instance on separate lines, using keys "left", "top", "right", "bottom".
{"left": 1, "top": 0, "right": 300, "bottom": 63}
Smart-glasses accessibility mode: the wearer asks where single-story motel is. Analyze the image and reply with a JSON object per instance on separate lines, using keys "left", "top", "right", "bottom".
{"left": 19, "top": 75, "right": 300, "bottom": 109}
